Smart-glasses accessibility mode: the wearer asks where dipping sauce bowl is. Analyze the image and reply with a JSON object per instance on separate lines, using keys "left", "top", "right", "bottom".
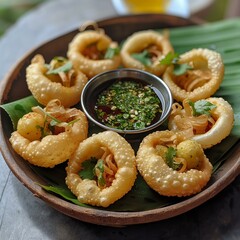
{"left": 81, "top": 68, "right": 173, "bottom": 134}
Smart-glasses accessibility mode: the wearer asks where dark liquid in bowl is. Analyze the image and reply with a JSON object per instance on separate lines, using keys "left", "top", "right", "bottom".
{"left": 95, "top": 78, "right": 162, "bottom": 130}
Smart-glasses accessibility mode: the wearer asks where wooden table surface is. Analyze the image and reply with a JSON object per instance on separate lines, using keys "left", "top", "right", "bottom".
{"left": 0, "top": 0, "right": 240, "bottom": 239}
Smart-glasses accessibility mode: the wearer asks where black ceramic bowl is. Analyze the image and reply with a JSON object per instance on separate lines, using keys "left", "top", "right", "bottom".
{"left": 81, "top": 68, "right": 173, "bottom": 134}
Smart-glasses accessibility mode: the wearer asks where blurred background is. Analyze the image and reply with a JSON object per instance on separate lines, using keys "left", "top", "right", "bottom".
{"left": 0, "top": 0, "right": 46, "bottom": 36}
{"left": 1, "top": 0, "right": 239, "bottom": 38}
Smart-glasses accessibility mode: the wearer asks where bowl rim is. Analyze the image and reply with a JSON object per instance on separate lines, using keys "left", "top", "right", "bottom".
{"left": 81, "top": 68, "right": 173, "bottom": 134}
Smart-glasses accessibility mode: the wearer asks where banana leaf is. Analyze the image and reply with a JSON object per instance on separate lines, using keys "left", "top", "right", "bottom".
{"left": 1, "top": 18, "right": 240, "bottom": 211}
{"left": 0, "top": 95, "right": 39, "bottom": 130}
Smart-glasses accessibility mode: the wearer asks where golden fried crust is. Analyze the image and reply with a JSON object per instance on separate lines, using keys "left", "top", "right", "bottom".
{"left": 65, "top": 131, "right": 137, "bottom": 207}
{"left": 136, "top": 130, "right": 213, "bottom": 197}
{"left": 163, "top": 48, "right": 224, "bottom": 102}
{"left": 10, "top": 109, "right": 88, "bottom": 168}
{"left": 168, "top": 97, "right": 234, "bottom": 149}
{"left": 192, "top": 97, "right": 234, "bottom": 148}
{"left": 26, "top": 54, "right": 88, "bottom": 107}
{"left": 67, "top": 30, "right": 121, "bottom": 78}
{"left": 121, "top": 30, "right": 173, "bottom": 76}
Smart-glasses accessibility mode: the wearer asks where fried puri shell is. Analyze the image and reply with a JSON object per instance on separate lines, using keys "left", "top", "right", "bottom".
{"left": 163, "top": 48, "right": 224, "bottom": 102}
{"left": 136, "top": 130, "right": 212, "bottom": 197}
{"left": 168, "top": 97, "right": 234, "bottom": 149}
{"left": 9, "top": 101, "right": 88, "bottom": 168}
{"left": 65, "top": 131, "right": 137, "bottom": 207}
{"left": 121, "top": 30, "right": 173, "bottom": 76}
{"left": 26, "top": 54, "right": 88, "bottom": 107}
{"left": 67, "top": 30, "right": 121, "bottom": 78}
{"left": 192, "top": 97, "right": 234, "bottom": 148}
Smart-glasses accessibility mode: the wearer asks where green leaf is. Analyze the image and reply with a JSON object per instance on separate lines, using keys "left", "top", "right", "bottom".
{"left": 131, "top": 50, "right": 152, "bottom": 66}
{"left": 46, "top": 58, "right": 72, "bottom": 75}
{"left": 94, "top": 159, "right": 106, "bottom": 187}
{"left": 173, "top": 63, "right": 193, "bottom": 76}
{"left": 205, "top": 135, "right": 239, "bottom": 173}
{"left": 104, "top": 47, "right": 120, "bottom": 59}
{"left": 0, "top": 95, "right": 39, "bottom": 130}
{"left": 189, "top": 100, "right": 216, "bottom": 116}
{"left": 106, "top": 175, "right": 178, "bottom": 211}
{"left": 33, "top": 105, "right": 62, "bottom": 124}
{"left": 159, "top": 52, "right": 192, "bottom": 75}
{"left": 165, "top": 147, "right": 182, "bottom": 171}
{"left": 39, "top": 184, "right": 89, "bottom": 207}
{"left": 32, "top": 161, "right": 179, "bottom": 211}
{"left": 79, "top": 158, "right": 97, "bottom": 180}
{"left": 159, "top": 52, "right": 179, "bottom": 65}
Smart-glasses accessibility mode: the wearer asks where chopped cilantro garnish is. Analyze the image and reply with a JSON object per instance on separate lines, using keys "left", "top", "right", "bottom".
{"left": 79, "top": 158, "right": 97, "bottom": 180}
{"left": 104, "top": 47, "right": 120, "bottom": 59}
{"left": 173, "top": 63, "right": 193, "bottom": 76}
{"left": 159, "top": 52, "right": 179, "bottom": 65}
{"left": 49, "top": 119, "right": 59, "bottom": 127}
{"left": 34, "top": 106, "right": 62, "bottom": 124}
{"left": 95, "top": 80, "right": 161, "bottom": 130}
{"left": 36, "top": 125, "right": 48, "bottom": 139}
{"left": 46, "top": 56, "right": 72, "bottom": 75}
{"left": 189, "top": 100, "right": 216, "bottom": 116}
{"left": 47, "top": 61, "right": 72, "bottom": 74}
{"left": 165, "top": 147, "right": 182, "bottom": 171}
{"left": 131, "top": 50, "right": 152, "bottom": 66}
{"left": 94, "top": 159, "right": 106, "bottom": 187}
{"left": 160, "top": 52, "right": 193, "bottom": 75}
{"left": 53, "top": 56, "right": 67, "bottom": 62}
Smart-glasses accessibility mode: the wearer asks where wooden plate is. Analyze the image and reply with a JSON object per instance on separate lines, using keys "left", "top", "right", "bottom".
{"left": 0, "top": 14, "right": 240, "bottom": 227}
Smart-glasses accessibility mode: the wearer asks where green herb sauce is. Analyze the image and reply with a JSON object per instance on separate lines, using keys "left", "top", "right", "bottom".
{"left": 95, "top": 79, "right": 162, "bottom": 130}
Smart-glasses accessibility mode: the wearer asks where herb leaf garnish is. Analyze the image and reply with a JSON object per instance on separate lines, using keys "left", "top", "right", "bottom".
{"left": 94, "top": 159, "right": 106, "bottom": 187}
{"left": 34, "top": 106, "right": 62, "bottom": 124}
{"left": 189, "top": 100, "right": 217, "bottom": 116}
{"left": 173, "top": 63, "right": 193, "bottom": 76}
{"left": 104, "top": 47, "right": 120, "bottom": 59}
{"left": 159, "top": 52, "right": 179, "bottom": 65}
{"left": 160, "top": 52, "right": 193, "bottom": 75}
{"left": 79, "top": 157, "right": 97, "bottom": 180}
{"left": 46, "top": 57, "right": 72, "bottom": 75}
{"left": 165, "top": 147, "right": 182, "bottom": 171}
{"left": 131, "top": 50, "right": 152, "bottom": 66}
